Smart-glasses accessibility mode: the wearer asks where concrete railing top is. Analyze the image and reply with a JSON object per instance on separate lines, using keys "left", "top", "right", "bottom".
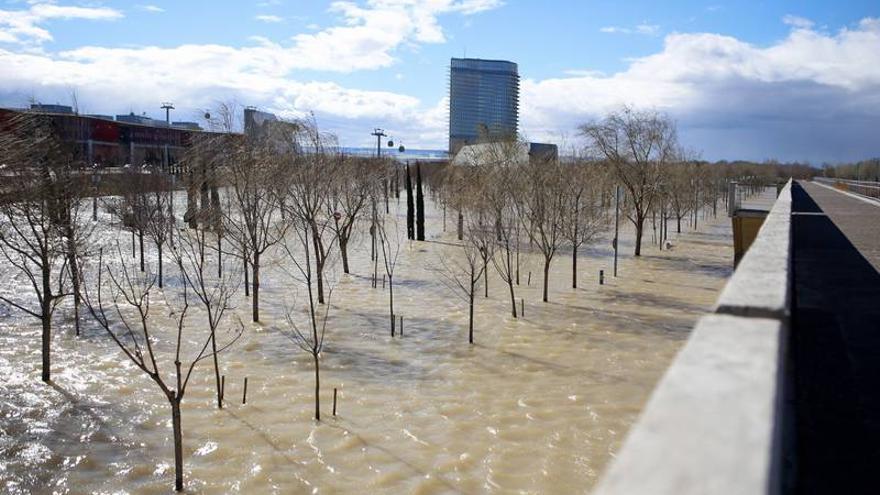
{"left": 715, "top": 180, "right": 793, "bottom": 320}
{"left": 593, "top": 179, "right": 793, "bottom": 495}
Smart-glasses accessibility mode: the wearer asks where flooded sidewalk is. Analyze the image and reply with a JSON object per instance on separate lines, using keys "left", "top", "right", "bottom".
{"left": 0, "top": 204, "right": 733, "bottom": 494}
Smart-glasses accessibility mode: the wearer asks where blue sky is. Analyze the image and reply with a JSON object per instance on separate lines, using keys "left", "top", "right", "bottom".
{"left": 1, "top": 0, "right": 878, "bottom": 162}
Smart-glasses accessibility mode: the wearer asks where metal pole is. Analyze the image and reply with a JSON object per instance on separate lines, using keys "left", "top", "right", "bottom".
{"left": 613, "top": 185, "right": 620, "bottom": 277}
{"left": 92, "top": 170, "right": 98, "bottom": 221}
{"left": 371, "top": 128, "right": 386, "bottom": 158}
{"left": 169, "top": 174, "right": 175, "bottom": 245}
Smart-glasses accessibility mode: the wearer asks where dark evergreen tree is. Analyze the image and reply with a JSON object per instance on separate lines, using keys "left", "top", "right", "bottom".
{"left": 416, "top": 162, "right": 425, "bottom": 241}
{"left": 405, "top": 164, "right": 415, "bottom": 239}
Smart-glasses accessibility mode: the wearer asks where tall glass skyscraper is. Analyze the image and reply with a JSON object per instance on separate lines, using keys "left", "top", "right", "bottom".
{"left": 449, "top": 58, "right": 519, "bottom": 154}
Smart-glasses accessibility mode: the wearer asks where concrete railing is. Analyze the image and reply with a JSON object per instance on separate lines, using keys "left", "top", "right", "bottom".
{"left": 593, "top": 179, "right": 793, "bottom": 495}
{"left": 813, "top": 177, "right": 880, "bottom": 202}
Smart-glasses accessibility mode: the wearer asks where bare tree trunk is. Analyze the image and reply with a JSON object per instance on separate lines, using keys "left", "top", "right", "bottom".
{"left": 158, "top": 243, "right": 164, "bottom": 288}
{"left": 634, "top": 215, "right": 645, "bottom": 256}
{"left": 41, "top": 253, "right": 51, "bottom": 382}
{"left": 316, "top": 258, "right": 325, "bottom": 305}
{"left": 171, "top": 400, "right": 184, "bottom": 492}
{"left": 468, "top": 281, "right": 475, "bottom": 344}
{"left": 389, "top": 275, "right": 395, "bottom": 337}
{"left": 310, "top": 224, "right": 325, "bottom": 304}
{"left": 41, "top": 306, "right": 51, "bottom": 383}
{"left": 61, "top": 209, "right": 82, "bottom": 336}
{"left": 139, "top": 231, "right": 145, "bottom": 272}
{"left": 457, "top": 211, "right": 463, "bottom": 241}
{"left": 508, "top": 264, "right": 517, "bottom": 319}
{"left": 217, "top": 235, "right": 222, "bottom": 278}
{"left": 252, "top": 251, "right": 260, "bottom": 322}
{"left": 313, "top": 354, "right": 321, "bottom": 421}
{"left": 211, "top": 330, "right": 222, "bottom": 408}
{"left": 483, "top": 258, "right": 488, "bottom": 298}
{"left": 384, "top": 178, "right": 389, "bottom": 214}
{"left": 652, "top": 210, "right": 656, "bottom": 244}
{"left": 572, "top": 246, "right": 578, "bottom": 289}
{"left": 340, "top": 238, "right": 350, "bottom": 274}
{"left": 542, "top": 258, "right": 551, "bottom": 302}
{"left": 68, "top": 241, "right": 81, "bottom": 336}
{"left": 169, "top": 399, "right": 183, "bottom": 492}
{"left": 515, "top": 237, "right": 520, "bottom": 286}
{"left": 243, "top": 256, "right": 249, "bottom": 297}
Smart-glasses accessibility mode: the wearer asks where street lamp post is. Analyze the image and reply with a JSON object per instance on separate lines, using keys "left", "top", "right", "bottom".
{"left": 613, "top": 185, "right": 620, "bottom": 277}
{"left": 91, "top": 165, "right": 101, "bottom": 221}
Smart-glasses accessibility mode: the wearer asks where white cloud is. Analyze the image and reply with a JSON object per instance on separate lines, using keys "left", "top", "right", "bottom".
{"left": 782, "top": 14, "right": 814, "bottom": 30}
{"left": 138, "top": 5, "right": 165, "bottom": 13}
{"left": 635, "top": 23, "right": 660, "bottom": 35}
{"left": 0, "top": 0, "right": 506, "bottom": 147}
{"left": 0, "top": 2, "right": 123, "bottom": 45}
{"left": 1, "top": 8, "right": 878, "bottom": 159}
{"left": 255, "top": 14, "right": 284, "bottom": 23}
{"left": 523, "top": 18, "right": 880, "bottom": 160}
{"left": 600, "top": 22, "right": 660, "bottom": 36}
{"left": 284, "top": 0, "right": 502, "bottom": 72}
{"left": 563, "top": 69, "right": 606, "bottom": 77}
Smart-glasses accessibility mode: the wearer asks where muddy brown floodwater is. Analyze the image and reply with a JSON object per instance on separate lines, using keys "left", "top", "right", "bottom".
{"left": 0, "top": 198, "right": 733, "bottom": 494}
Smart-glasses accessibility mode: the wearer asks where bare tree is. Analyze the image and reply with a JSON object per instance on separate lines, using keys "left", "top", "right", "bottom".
{"left": 376, "top": 210, "right": 403, "bottom": 337}
{"left": 173, "top": 226, "right": 240, "bottom": 409}
{"left": 142, "top": 174, "right": 175, "bottom": 288}
{"left": 82, "top": 245, "right": 242, "bottom": 492}
{"left": 282, "top": 118, "right": 338, "bottom": 304}
{"left": 0, "top": 113, "right": 74, "bottom": 382}
{"left": 490, "top": 184, "right": 524, "bottom": 317}
{"left": 666, "top": 161, "right": 693, "bottom": 234}
{"left": 562, "top": 162, "right": 609, "bottom": 288}
{"left": 516, "top": 156, "right": 567, "bottom": 302}
{"left": 435, "top": 213, "right": 494, "bottom": 344}
{"left": 216, "top": 131, "right": 290, "bottom": 322}
{"left": 580, "top": 106, "right": 678, "bottom": 256}
{"left": 105, "top": 169, "right": 153, "bottom": 273}
{"left": 329, "top": 156, "right": 375, "bottom": 274}
{"left": 280, "top": 218, "right": 334, "bottom": 421}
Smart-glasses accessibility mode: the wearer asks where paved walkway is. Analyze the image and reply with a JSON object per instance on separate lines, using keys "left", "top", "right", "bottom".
{"left": 740, "top": 185, "right": 780, "bottom": 211}
{"left": 790, "top": 181, "right": 880, "bottom": 494}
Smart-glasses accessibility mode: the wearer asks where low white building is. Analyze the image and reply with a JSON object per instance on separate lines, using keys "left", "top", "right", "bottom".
{"left": 451, "top": 141, "right": 557, "bottom": 167}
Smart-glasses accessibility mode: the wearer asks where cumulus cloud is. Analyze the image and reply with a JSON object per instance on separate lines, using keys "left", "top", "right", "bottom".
{"left": 0, "top": 1, "right": 123, "bottom": 45}
{"left": 255, "top": 14, "right": 284, "bottom": 23}
{"left": 284, "top": 0, "right": 499, "bottom": 71}
{"left": 0, "top": 5, "right": 878, "bottom": 159}
{"left": 0, "top": 0, "right": 507, "bottom": 147}
{"left": 782, "top": 14, "right": 814, "bottom": 30}
{"left": 600, "top": 23, "right": 660, "bottom": 36}
{"left": 137, "top": 5, "right": 165, "bottom": 13}
{"left": 523, "top": 18, "right": 880, "bottom": 160}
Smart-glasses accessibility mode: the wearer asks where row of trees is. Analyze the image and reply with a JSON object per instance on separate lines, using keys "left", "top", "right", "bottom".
{"left": 821, "top": 158, "right": 880, "bottom": 182}
{"left": 0, "top": 105, "right": 450, "bottom": 490}
{"left": 435, "top": 154, "right": 609, "bottom": 340}
{"left": 1, "top": 106, "right": 777, "bottom": 491}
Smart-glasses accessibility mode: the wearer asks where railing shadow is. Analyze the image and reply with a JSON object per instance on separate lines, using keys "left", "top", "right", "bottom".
{"left": 788, "top": 181, "right": 880, "bottom": 494}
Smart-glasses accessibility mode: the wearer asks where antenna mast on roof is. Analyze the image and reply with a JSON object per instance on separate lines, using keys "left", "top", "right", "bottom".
{"left": 161, "top": 102, "right": 174, "bottom": 125}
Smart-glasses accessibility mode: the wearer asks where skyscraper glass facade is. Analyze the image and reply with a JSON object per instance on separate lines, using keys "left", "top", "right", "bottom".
{"left": 449, "top": 58, "right": 519, "bottom": 154}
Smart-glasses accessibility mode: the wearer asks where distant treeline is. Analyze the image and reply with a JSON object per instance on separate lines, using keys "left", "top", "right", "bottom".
{"left": 819, "top": 158, "right": 880, "bottom": 182}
